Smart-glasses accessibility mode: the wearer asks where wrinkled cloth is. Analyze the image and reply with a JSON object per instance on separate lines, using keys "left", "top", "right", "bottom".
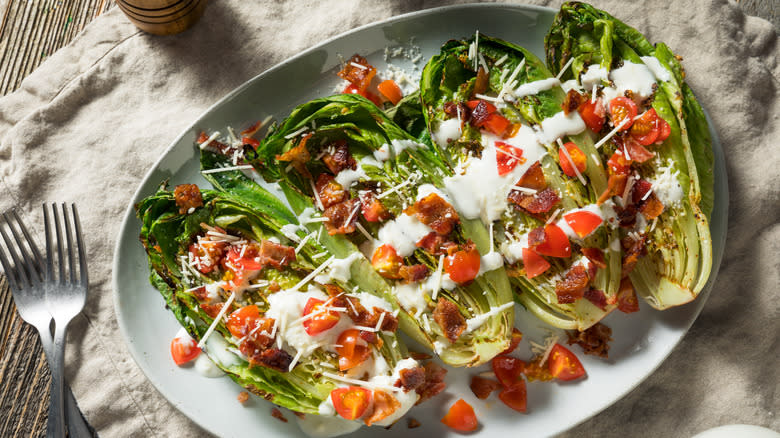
{"left": 0, "top": 1, "right": 777, "bottom": 436}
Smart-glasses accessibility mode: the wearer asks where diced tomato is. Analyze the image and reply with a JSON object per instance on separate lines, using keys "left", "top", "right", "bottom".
{"left": 495, "top": 141, "right": 525, "bottom": 176}
{"left": 617, "top": 277, "right": 640, "bottom": 313}
{"left": 606, "top": 150, "right": 631, "bottom": 175}
{"left": 609, "top": 97, "right": 638, "bottom": 130}
{"left": 465, "top": 99, "right": 496, "bottom": 112}
{"left": 492, "top": 356, "right": 525, "bottom": 387}
{"left": 170, "top": 335, "right": 201, "bottom": 365}
{"left": 342, "top": 83, "right": 382, "bottom": 106}
{"left": 441, "top": 399, "right": 478, "bottom": 432}
{"left": 331, "top": 386, "right": 371, "bottom": 420}
{"left": 336, "top": 329, "right": 371, "bottom": 371}
{"left": 624, "top": 137, "right": 655, "bottom": 163}
{"left": 225, "top": 245, "right": 265, "bottom": 271}
{"left": 502, "top": 327, "right": 524, "bottom": 354}
{"left": 558, "top": 142, "right": 587, "bottom": 178}
{"left": 377, "top": 80, "right": 403, "bottom": 105}
{"left": 188, "top": 240, "right": 226, "bottom": 274}
{"left": 240, "top": 120, "right": 263, "bottom": 137}
{"left": 522, "top": 247, "right": 551, "bottom": 279}
{"left": 581, "top": 248, "right": 607, "bottom": 269}
{"left": 483, "top": 113, "right": 512, "bottom": 136}
{"left": 563, "top": 211, "right": 603, "bottom": 238}
{"left": 360, "top": 194, "right": 390, "bottom": 222}
{"left": 226, "top": 305, "right": 273, "bottom": 338}
{"left": 241, "top": 136, "right": 260, "bottom": 148}
{"left": 534, "top": 224, "right": 571, "bottom": 258}
{"left": 444, "top": 247, "right": 481, "bottom": 284}
{"left": 655, "top": 116, "right": 671, "bottom": 143}
{"left": 470, "top": 376, "right": 502, "bottom": 400}
{"left": 302, "top": 298, "right": 340, "bottom": 336}
{"left": 630, "top": 109, "right": 662, "bottom": 145}
{"left": 578, "top": 98, "right": 606, "bottom": 132}
{"left": 371, "top": 244, "right": 403, "bottom": 279}
{"left": 548, "top": 344, "right": 586, "bottom": 381}
{"left": 498, "top": 380, "right": 527, "bottom": 413}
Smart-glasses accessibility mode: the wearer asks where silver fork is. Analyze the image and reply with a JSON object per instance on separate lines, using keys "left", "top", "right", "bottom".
{"left": 0, "top": 207, "right": 93, "bottom": 437}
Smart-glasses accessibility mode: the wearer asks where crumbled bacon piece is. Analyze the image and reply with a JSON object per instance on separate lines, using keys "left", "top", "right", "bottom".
{"left": 508, "top": 187, "right": 560, "bottom": 214}
{"left": 365, "top": 390, "right": 401, "bottom": 426}
{"left": 528, "top": 226, "right": 547, "bottom": 247}
{"left": 624, "top": 137, "right": 655, "bottom": 163}
{"left": 639, "top": 194, "right": 664, "bottom": 219}
{"left": 567, "top": 322, "right": 613, "bottom": 358}
{"left": 409, "top": 352, "right": 432, "bottom": 360}
{"left": 174, "top": 184, "right": 203, "bottom": 214}
{"left": 405, "top": 193, "right": 460, "bottom": 236}
{"left": 555, "top": 265, "right": 590, "bottom": 304}
{"left": 473, "top": 67, "right": 490, "bottom": 96}
{"left": 408, "top": 418, "right": 421, "bottom": 429}
{"left": 399, "top": 264, "right": 430, "bottom": 283}
{"left": 255, "top": 348, "right": 294, "bottom": 372}
{"left": 271, "top": 407, "right": 288, "bottom": 423}
{"left": 470, "top": 376, "right": 502, "bottom": 400}
{"left": 433, "top": 298, "right": 466, "bottom": 342}
{"left": 259, "top": 240, "right": 296, "bottom": 269}
{"left": 416, "top": 232, "right": 457, "bottom": 256}
{"left": 197, "top": 132, "right": 235, "bottom": 156}
{"left": 562, "top": 89, "right": 586, "bottom": 115}
{"left": 359, "top": 191, "right": 391, "bottom": 222}
{"left": 237, "top": 391, "right": 249, "bottom": 404}
{"left": 598, "top": 174, "right": 628, "bottom": 205}
{"left": 415, "top": 362, "right": 447, "bottom": 404}
{"left": 621, "top": 235, "right": 646, "bottom": 276}
{"left": 321, "top": 140, "right": 357, "bottom": 174}
{"left": 516, "top": 161, "right": 547, "bottom": 191}
{"left": 335, "top": 295, "right": 398, "bottom": 333}
{"left": 470, "top": 100, "right": 493, "bottom": 127}
{"left": 276, "top": 133, "right": 313, "bottom": 178}
{"left": 200, "top": 303, "right": 224, "bottom": 319}
{"left": 631, "top": 179, "right": 653, "bottom": 203}
{"left": 315, "top": 173, "right": 349, "bottom": 209}
{"left": 359, "top": 330, "right": 378, "bottom": 344}
{"left": 398, "top": 366, "right": 427, "bottom": 392}
{"left": 338, "top": 54, "right": 376, "bottom": 91}
{"left": 581, "top": 248, "right": 607, "bottom": 270}
{"left": 443, "top": 101, "right": 471, "bottom": 122}
{"left": 191, "top": 286, "right": 210, "bottom": 302}
{"left": 323, "top": 198, "right": 360, "bottom": 235}
{"left": 584, "top": 289, "right": 608, "bottom": 310}
{"left": 239, "top": 332, "right": 275, "bottom": 360}
{"left": 616, "top": 204, "right": 638, "bottom": 228}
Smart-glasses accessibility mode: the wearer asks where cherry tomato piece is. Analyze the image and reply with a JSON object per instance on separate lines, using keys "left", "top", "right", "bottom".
{"left": 630, "top": 109, "right": 661, "bottom": 145}
{"left": 302, "top": 298, "right": 340, "bottom": 336}
{"left": 563, "top": 211, "right": 604, "bottom": 238}
{"left": 522, "top": 247, "right": 551, "bottom": 279}
{"left": 226, "top": 305, "right": 272, "bottom": 338}
{"left": 336, "top": 329, "right": 371, "bottom": 371}
{"left": 331, "top": 386, "right": 371, "bottom": 420}
{"left": 483, "top": 113, "right": 512, "bottom": 137}
{"left": 498, "top": 380, "right": 528, "bottom": 413}
{"left": 578, "top": 98, "right": 606, "bottom": 132}
{"left": 441, "top": 399, "right": 479, "bottom": 432}
{"left": 609, "top": 97, "right": 638, "bottom": 130}
{"left": 495, "top": 141, "right": 525, "bottom": 176}
{"left": 444, "top": 247, "right": 481, "bottom": 284}
{"left": 558, "top": 142, "right": 587, "bottom": 178}
{"left": 655, "top": 116, "right": 671, "bottom": 143}
{"left": 492, "top": 356, "right": 525, "bottom": 387}
{"left": 606, "top": 150, "right": 631, "bottom": 175}
{"left": 377, "top": 80, "right": 403, "bottom": 105}
{"left": 241, "top": 136, "right": 260, "bottom": 148}
{"left": 170, "top": 335, "right": 201, "bottom": 365}
{"left": 534, "top": 224, "right": 571, "bottom": 258}
{"left": 548, "top": 343, "right": 586, "bottom": 381}
{"left": 371, "top": 244, "right": 403, "bottom": 279}
{"left": 502, "top": 327, "right": 524, "bottom": 354}
{"left": 342, "top": 83, "right": 382, "bottom": 106}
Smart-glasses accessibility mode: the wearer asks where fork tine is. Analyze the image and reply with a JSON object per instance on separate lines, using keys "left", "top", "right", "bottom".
{"left": 0, "top": 214, "right": 29, "bottom": 289}
{"left": 71, "top": 204, "right": 88, "bottom": 286}
{"left": 51, "top": 203, "right": 65, "bottom": 284}
{"left": 3, "top": 211, "right": 41, "bottom": 286}
{"left": 0, "top": 223, "right": 21, "bottom": 291}
{"left": 61, "top": 203, "right": 76, "bottom": 284}
{"left": 12, "top": 209, "right": 44, "bottom": 275}
{"left": 43, "top": 204, "right": 54, "bottom": 282}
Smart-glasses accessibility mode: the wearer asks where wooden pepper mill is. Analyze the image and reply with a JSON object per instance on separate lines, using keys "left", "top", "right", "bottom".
{"left": 116, "top": 0, "right": 208, "bottom": 36}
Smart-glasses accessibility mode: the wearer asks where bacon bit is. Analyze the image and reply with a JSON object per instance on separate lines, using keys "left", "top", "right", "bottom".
{"left": 473, "top": 67, "right": 490, "bottom": 96}
{"left": 508, "top": 187, "right": 560, "bottom": 214}
{"left": 405, "top": 193, "right": 460, "bottom": 236}
{"left": 470, "top": 376, "right": 502, "bottom": 400}
{"left": 598, "top": 173, "right": 628, "bottom": 205}
{"left": 323, "top": 198, "right": 360, "bottom": 235}
{"left": 321, "top": 140, "right": 357, "bottom": 174}
{"left": 555, "top": 265, "right": 590, "bottom": 304}
{"left": 399, "top": 366, "right": 427, "bottom": 392}
{"left": 315, "top": 173, "right": 349, "bottom": 209}
{"left": 624, "top": 137, "right": 655, "bottom": 162}
{"left": 516, "top": 161, "right": 547, "bottom": 191}
{"left": 365, "top": 390, "right": 401, "bottom": 426}
{"left": 197, "top": 132, "right": 234, "bottom": 156}
{"left": 293, "top": 411, "right": 306, "bottom": 419}
{"left": 433, "top": 298, "right": 467, "bottom": 342}
{"left": 174, "top": 184, "right": 203, "bottom": 214}
{"left": 567, "top": 322, "right": 612, "bottom": 358}
{"left": 621, "top": 235, "right": 646, "bottom": 277}
{"left": 338, "top": 55, "right": 377, "bottom": 91}
{"left": 562, "top": 89, "right": 586, "bottom": 115}
{"left": 617, "top": 277, "right": 640, "bottom": 313}
{"left": 399, "top": 264, "right": 430, "bottom": 283}
{"left": 276, "top": 133, "right": 313, "bottom": 178}
{"left": 239, "top": 333, "right": 275, "bottom": 361}
{"left": 408, "top": 418, "right": 422, "bottom": 429}
{"left": 584, "top": 289, "right": 608, "bottom": 310}
{"left": 255, "top": 348, "right": 294, "bottom": 372}
{"left": 528, "top": 226, "right": 547, "bottom": 247}
{"left": 443, "top": 101, "right": 471, "bottom": 124}
{"left": 616, "top": 204, "right": 638, "bottom": 228}
{"left": 631, "top": 179, "right": 653, "bottom": 203}
{"left": 271, "top": 407, "right": 288, "bottom": 423}
{"left": 191, "top": 286, "right": 210, "bottom": 302}
{"left": 359, "top": 191, "right": 391, "bottom": 222}
{"left": 415, "top": 362, "right": 448, "bottom": 404}
{"left": 237, "top": 391, "right": 250, "bottom": 404}
{"left": 200, "top": 303, "right": 224, "bottom": 319}
{"left": 470, "top": 100, "right": 493, "bottom": 127}
{"left": 639, "top": 194, "right": 664, "bottom": 219}
{"left": 259, "top": 240, "right": 296, "bottom": 269}
{"left": 267, "top": 282, "right": 281, "bottom": 292}
{"left": 416, "top": 232, "right": 457, "bottom": 256}
{"left": 409, "top": 352, "right": 432, "bottom": 360}
{"left": 581, "top": 248, "right": 607, "bottom": 269}
{"left": 359, "top": 330, "right": 378, "bottom": 344}
{"left": 334, "top": 295, "right": 398, "bottom": 333}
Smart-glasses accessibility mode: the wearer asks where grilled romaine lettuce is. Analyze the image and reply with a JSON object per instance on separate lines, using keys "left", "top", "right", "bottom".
{"left": 545, "top": 1, "right": 713, "bottom": 308}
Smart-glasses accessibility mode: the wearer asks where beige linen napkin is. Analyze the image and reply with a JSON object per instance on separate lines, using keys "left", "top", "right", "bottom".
{"left": 0, "top": 1, "right": 777, "bottom": 436}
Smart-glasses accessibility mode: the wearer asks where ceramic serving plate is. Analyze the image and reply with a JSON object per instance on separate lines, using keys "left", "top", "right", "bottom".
{"left": 112, "top": 4, "right": 728, "bottom": 437}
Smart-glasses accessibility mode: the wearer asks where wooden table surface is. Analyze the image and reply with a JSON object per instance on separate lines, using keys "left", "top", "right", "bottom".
{"left": 0, "top": 0, "right": 775, "bottom": 437}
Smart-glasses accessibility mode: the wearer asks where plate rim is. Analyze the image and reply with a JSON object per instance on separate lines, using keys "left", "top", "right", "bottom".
{"left": 111, "top": 3, "right": 728, "bottom": 436}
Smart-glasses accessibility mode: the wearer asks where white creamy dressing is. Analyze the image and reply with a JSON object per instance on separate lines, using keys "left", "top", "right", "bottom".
{"left": 478, "top": 251, "right": 504, "bottom": 275}
{"left": 299, "top": 207, "right": 318, "bottom": 225}
{"left": 555, "top": 203, "right": 609, "bottom": 239}
{"left": 347, "top": 292, "right": 394, "bottom": 314}
{"left": 376, "top": 214, "right": 433, "bottom": 257}
{"left": 500, "top": 232, "right": 529, "bottom": 264}
{"left": 433, "top": 118, "right": 462, "bottom": 146}
{"left": 323, "top": 253, "right": 362, "bottom": 283}
{"left": 416, "top": 183, "right": 450, "bottom": 202}
{"left": 580, "top": 65, "right": 609, "bottom": 89}
{"left": 560, "top": 79, "right": 583, "bottom": 93}
{"left": 512, "top": 77, "right": 561, "bottom": 99}
{"left": 393, "top": 271, "right": 457, "bottom": 316}
{"left": 203, "top": 282, "right": 222, "bottom": 302}
{"left": 640, "top": 56, "right": 672, "bottom": 82}
{"left": 280, "top": 223, "right": 302, "bottom": 241}
{"left": 203, "top": 332, "right": 241, "bottom": 368}
{"left": 334, "top": 164, "right": 367, "bottom": 189}
{"left": 536, "top": 110, "right": 587, "bottom": 145}
{"left": 441, "top": 126, "right": 547, "bottom": 223}
{"left": 601, "top": 61, "right": 658, "bottom": 105}
{"left": 373, "top": 139, "right": 424, "bottom": 161}
{"left": 368, "top": 358, "right": 420, "bottom": 426}
{"left": 464, "top": 302, "right": 514, "bottom": 334}
{"left": 194, "top": 353, "right": 224, "bottom": 378}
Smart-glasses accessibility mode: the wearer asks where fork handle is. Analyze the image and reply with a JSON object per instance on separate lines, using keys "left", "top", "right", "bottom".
{"left": 47, "top": 324, "right": 68, "bottom": 438}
